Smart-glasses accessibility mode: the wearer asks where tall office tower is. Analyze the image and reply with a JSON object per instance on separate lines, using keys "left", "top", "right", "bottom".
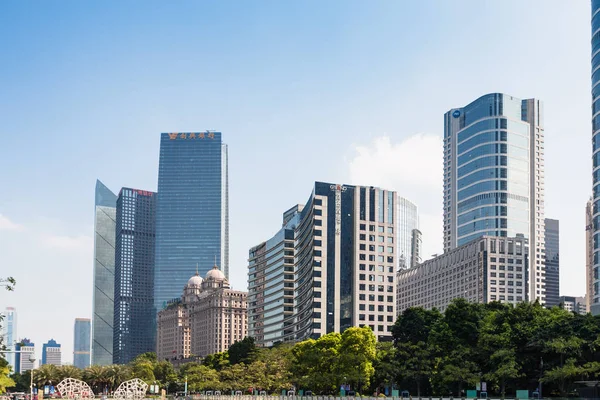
{"left": 586, "top": 199, "right": 594, "bottom": 312}
{"left": 155, "top": 132, "right": 229, "bottom": 314}
{"left": 444, "top": 93, "right": 546, "bottom": 303}
{"left": 410, "top": 229, "right": 422, "bottom": 268}
{"left": 592, "top": 1, "right": 600, "bottom": 315}
{"left": 249, "top": 182, "right": 397, "bottom": 344}
{"left": 92, "top": 180, "right": 117, "bottom": 365}
{"left": 1, "top": 307, "right": 17, "bottom": 370}
{"left": 397, "top": 197, "right": 419, "bottom": 269}
{"left": 42, "top": 339, "right": 61, "bottom": 366}
{"left": 544, "top": 219, "right": 560, "bottom": 307}
{"left": 14, "top": 339, "right": 34, "bottom": 373}
{"left": 73, "top": 318, "right": 91, "bottom": 369}
{"left": 248, "top": 205, "right": 302, "bottom": 347}
{"left": 113, "top": 188, "right": 156, "bottom": 364}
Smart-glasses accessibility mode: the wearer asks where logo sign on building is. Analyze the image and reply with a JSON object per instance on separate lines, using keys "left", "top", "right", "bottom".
{"left": 452, "top": 109, "right": 461, "bottom": 118}
{"left": 329, "top": 184, "right": 347, "bottom": 236}
{"left": 168, "top": 132, "right": 215, "bottom": 140}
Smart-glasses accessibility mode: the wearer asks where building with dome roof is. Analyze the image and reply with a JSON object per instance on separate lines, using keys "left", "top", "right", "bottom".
{"left": 157, "top": 265, "right": 247, "bottom": 361}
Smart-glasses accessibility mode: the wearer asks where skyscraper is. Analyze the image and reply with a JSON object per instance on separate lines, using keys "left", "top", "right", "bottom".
{"left": 113, "top": 188, "right": 156, "bottom": 364}
{"left": 397, "top": 197, "right": 420, "bottom": 269}
{"left": 73, "top": 318, "right": 91, "bottom": 369}
{"left": 1, "top": 307, "right": 17, "bottom": 371}
{"left": 591, "top": 1, "right": 600, "bottom": 315}
{"left": 544, "top": 219, "right": 560, "bottom": 307}
{"left": 42, "top": 339, "right": 61, "bottom": 366}
{"left": 586, "top": 198, "right": 594, "bottom": 313}
{"left": 444, "top": 93, "right": 546, "bottom": 303}
{"left": 92, "top": 180, "right": 117, "bottom": 365}
{"left": 14, "top": 339, "right": 34, "bottom": 373}
{"left": 154, "top": 132, "right": 229, "bottom": 314}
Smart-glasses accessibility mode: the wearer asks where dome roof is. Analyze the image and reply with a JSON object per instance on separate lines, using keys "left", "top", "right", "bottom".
{"left": 205, "top": 265, "right": 225, "bottom": 281}
{"left": 187, "top": 274, "right": 203, "bottom": 286}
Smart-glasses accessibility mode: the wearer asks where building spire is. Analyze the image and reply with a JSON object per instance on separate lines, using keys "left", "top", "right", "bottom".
{"left": 214, "top": 255, "right": 218, "bottom": 269}
{"left": 195, "top": 263, "right": 199, "bottom": 276}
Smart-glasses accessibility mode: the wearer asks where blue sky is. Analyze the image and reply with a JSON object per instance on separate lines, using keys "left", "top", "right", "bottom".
{"left": 0, "top": 1, "right": 591, "bottom": 363}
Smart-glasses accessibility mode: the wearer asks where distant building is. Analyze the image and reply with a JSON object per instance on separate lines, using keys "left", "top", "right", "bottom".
{"left": 1, "top": 307, "right": 17, "bottom": 371}
{"left": 73, "top": 318, "right": 91, "bottom": 369}
{"left": 444, "top": 94, "right": 545, "bottom": 304}
{"left": 154, "top": 132, "right": 229, "bottom": 316}
{"left": 591, "top": 1, "right": 600, "bottom": 316}
{"left": 544, "top": 219, "right": 560, "bottom": 307}
{"left": 559, "top": 296, "right": 587, "bottom": 314}
{"left": 586, "top": 199, "right": 595, "bottom": 313}
{"left": 15, "top": 339, "right": 34, "bottom": 373}
{"left": 157, "top": 265, "right": 247, "bottom": 361}
{"left": 410, "top": 229, "right": 422, "bottom": 268}
{"left": 397, "top": 236, "right": 529, "bottom": 313}
{"left": 113, "top": 188, "right": 156, "bottom": 364}
{"left": 92, "top": 180, "right": 117, "bottom": 365}
{"left": 42, "top": 339, "right": 61, "bottom": 366}
{"left": 397, "top": 197, "right": 419, "bottom": 269}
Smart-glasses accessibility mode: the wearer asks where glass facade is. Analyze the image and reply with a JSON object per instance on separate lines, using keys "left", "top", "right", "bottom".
{"left": 2, "top": 307, "right": 17, "bottom": 370}
{"left": 397, "top": 197, "right": 419, "bottom": 269}
{"left": 154, "top": 132, "right": 229, "bottom": 314}
{"left": 42, "top": 339, "right": 61, "bottom": 366}
{"left": 444, "top": 93, "right": 545, "bottom": 303}
{"left": 544, "top": 219, "right": 559, "bottom": 307}
{"left": 92, "top": 180, "right": 117, "bottom": 366}
{"left": 73, "top": 318, "right": 91, "bottom": 369}
{"left": 592, "top": 0, "right": 600, "bottom": 315}
{"left": 113, "top": 188, "right": 156, "bottom": 364}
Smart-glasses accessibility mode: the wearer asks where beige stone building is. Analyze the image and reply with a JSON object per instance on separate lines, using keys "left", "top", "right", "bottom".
{"left": 157, "top": 265, "right": 248, "bottom": 361}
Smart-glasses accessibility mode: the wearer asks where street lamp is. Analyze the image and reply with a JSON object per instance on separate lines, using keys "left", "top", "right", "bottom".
{"left": 29, "top": 355, "right": 36, "bottom": 400}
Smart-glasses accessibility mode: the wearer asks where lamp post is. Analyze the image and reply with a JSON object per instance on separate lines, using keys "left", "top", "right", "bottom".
{"left": 29, "top": 355, "right": 36, "bottom": 400}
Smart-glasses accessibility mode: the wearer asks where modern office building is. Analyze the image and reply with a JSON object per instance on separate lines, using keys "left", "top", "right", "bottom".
{"left": 397, "top": 197, "right": 420, "bottom": 269}
{"left": 73, "top": 318, "right": 91, "bottom": 369}
{"left": 544, "top": 219, "right": 560, "bottom": 307}
{"left": 113, "top": 188, "right": 157, "bottom": 365}
{"left": 410, "top": 229, "right": 422, "bottom": 268}
{"left": 248, "top": 205, "right": 301, "bottom": 347}
{"left": 559, "top": 296, "right": 587, "bottom": 314}
{"left": 444, "top": 93, "right": 545, "bottom": 304}
{"left": 397, "top": 236, "right": 529, "bottom": 313}
{"left": 248, "top": 182, "right": 398, "bottom": 344}
{"left": 92, "top": 179, "right": 117, "bottom": 365}
{"left": 42, "top": 339, "right": 61, "bottom": 366}
{"left": 586, "top": 199, "right": 594, "bottom": 313}
{"left": 157, "top": 265, "right": 247, "bottom": 360}
{"left": 592, "top": 1, "right": 600, "bottom": 315}
{"left": 1, "top": 307, "right": 17, "bottom": 371}
{"left": 154, "top": 132, "right": 229, "bottom": 315}
{"left": 14, "top": 339, "right": 34, "bottom": 373}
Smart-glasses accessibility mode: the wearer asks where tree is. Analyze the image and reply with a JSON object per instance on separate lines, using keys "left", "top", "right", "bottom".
{"left": 227, "top": 337, "right": 256, "bottom": 365}
{"left": 203, "top": 352, "right": 229, "bottom": 371}
{"left": 58, "top": 365, "right": 82, "bottom": 381}
{"left": 105, "top": 365, "right": 131, "bottom": 391}
{"left": 371, "top": 342, "right": 397, "bottom": 393}
{"left": 34, "top": 364, "right": 60, "bottom": 387}
{"left": 0, "top": 359, "right": 15, "bottom": 394}
{"left": 338, "top": 326, "right": 377, "bottom": 391}
{"left": 153, "top": 360, "right": 176, "bottom": 388}
{"left": 184, "top": 364, "right": 220, "bottom": 391}
{"left": 291, "top": 333, "right": 342, "bottom": 394}
{"left": 83, "top": 365, "right": 108, "bottom": 393}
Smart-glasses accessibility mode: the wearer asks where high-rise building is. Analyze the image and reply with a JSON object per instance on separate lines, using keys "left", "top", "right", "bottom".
{"left": 248, "top": 205, "right": 301, "bottom": 347}
{"left": 14, "top": 339, "right": 34, "bottom": 373}
{"left": 1, "top": 307, "right": 17, "bottom": 371}
{"left": 155, "top": 132, "right": 229, "bottom": 315}
{"left": 444, "top": 93, "right": 545, "bottom": 303}
{"left": 157, "top": 266, "right": 247, "bottom": 360}
{"left": 544, "top": 219, "right": 560, "bottom": 307}
{"left": 92, "top": 180, "right": 117, "bottom": 365}
{"left": 586, "top": 199, "right": 594, "bottom": 313}
{"left": 559, "top": 296, "right": 587, "bottom": 314}
{"left": 73, "top": 318, "right": 91, "bottom": 369}
{"left": 592, "top": 1, "right": 600, "bottom": 315}
{"left": 42, "top": 339, "right": 61, "bottom": 366}
{"left": 113, "top": 188, "right": 156, "bottom": 364}
{"left": 397, "top": 197, "right": 419, "bottom": 269}
{"left": 248, "top": 182, "right": 398, "bottom": 344}
{"left": 397, "top": 236, "right": 529, "bottom": 313}
{"left": 410, "top": 229, "right": 422, "bottom": 268}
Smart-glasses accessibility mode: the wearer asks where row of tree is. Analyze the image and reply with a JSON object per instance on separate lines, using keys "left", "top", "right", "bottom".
{"left": 4, "top": 299, "right": 600, "bottom": 397}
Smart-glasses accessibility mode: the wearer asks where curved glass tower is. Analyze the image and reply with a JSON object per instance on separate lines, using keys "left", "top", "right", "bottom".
{"left": 591, "top": 0, "right": 600, "bottom": 315}
{"left": 444, "top": 93, "right": 545, "bottom": 303}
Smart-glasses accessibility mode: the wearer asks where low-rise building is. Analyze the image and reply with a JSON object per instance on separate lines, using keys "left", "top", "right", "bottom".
{"left": 397, "top": 236, "right": 529, "bottom": 313}
{"left": 559, "top": 296, "right": 587, "bottom": 314}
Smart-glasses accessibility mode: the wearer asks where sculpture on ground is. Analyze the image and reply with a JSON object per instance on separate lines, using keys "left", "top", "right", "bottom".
{"left": 113, "top": 378, "right": 148, "bottom": 400}
{"left": 56, "top": 378, "right": 94, "bottom": 400}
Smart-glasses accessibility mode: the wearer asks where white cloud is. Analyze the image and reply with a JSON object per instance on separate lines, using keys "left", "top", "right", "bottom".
{"left": 347, "top": 134, "right": 444, "bottom": 259}
{"left": 42, "top": 234, "right": 93, "bottom": 251}
{"left": 0, "top": 214, "right": 25, "bottom": 231}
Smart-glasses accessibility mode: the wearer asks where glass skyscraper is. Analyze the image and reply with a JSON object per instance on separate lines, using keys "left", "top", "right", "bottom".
{"left": 2, "top": 307, "right": 17, "bottom": 370}
{"left": 113, "top": 188, "right": 156, "bottom": 364}
{"left": 154, "top": 132, "right": 229, "bottom": 314}
{"left": 92, "top": 180, "right": 117, "bottom": 365}
{"left": 591, "top": 0, "right": 600, "bottom": 315}
{"left": 73, "top": 318, "right": 91, "bottom": 369}
{"left": 544, "top": 218, "right": 559, "bottom": 307}
{"left": 444, "top": 93, "right": 546, "bottom": 303}
{"left": 396, "top": 197, "right": 419, "bottom": 269}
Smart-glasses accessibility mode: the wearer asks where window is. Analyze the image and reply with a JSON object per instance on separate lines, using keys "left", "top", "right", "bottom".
{"left": 369, "top": 275, "right": 375, "bottom": 281}
{"left": 378, "top": 236, "right": 384, "bottom": 243}
{"left": 370, "top": 245, "right": 376, "bottom": 251}
{"left": 369, "top": 235, "right": 375, "bottom": 241}
{"left": 378, "top": 265, "right": 384, "bottom": 272}
{"left": 387, "top": 237, "right": 393, "bottom": 243}
{"left": 359, "top": 274, "right": 366, "bottom": 281}
{"left": 378, "top": 245, "right": 384, "bottom": 252}
{"left": 360, "top": 234, "right": 366, "bottom": 240}
{"left": 360, "top": 244, "right": 366, "bottom": 250}
{"left": 369, "top": 305, "right": 375, "bottom": 311}
{"left": 359, "top": 284, "right": 366, "bottom": 290}
{"left": 387, "top": 306, "right": 393, "bottom": 312}
{"left": 369, "top": 285, "right": 376, "bottom": 291}
{"left": 387, "top": 227, "right": 393, "bottom": 233}
{"left": 360, "top": 224, "right": 366, "bottom": 230}
{"left": 359, "top": 264, "right": 366, "bottom": 271}
{"left": 387, "top": 246, "right": 394, "bottom": 253}
{"left": 369, "top": 225, "right": 376, "bottom": 232}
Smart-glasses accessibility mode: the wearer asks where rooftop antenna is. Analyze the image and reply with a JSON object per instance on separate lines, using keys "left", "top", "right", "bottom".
{"left": 196, "top": 263, "right": 199, "bottom": 275}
